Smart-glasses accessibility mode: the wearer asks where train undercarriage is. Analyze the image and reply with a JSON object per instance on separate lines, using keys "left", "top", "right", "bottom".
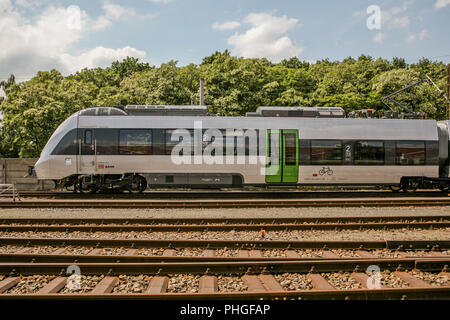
{"left": 55, "top": 174, "right": 450, "bottom": 194}
{"left": 57, "top": 174, "right": 147, "bottom": 194}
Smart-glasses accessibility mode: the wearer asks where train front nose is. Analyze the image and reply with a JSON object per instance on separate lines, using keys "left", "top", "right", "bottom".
{"left": 34, "top": 156, "right": 50, "bottom": 180}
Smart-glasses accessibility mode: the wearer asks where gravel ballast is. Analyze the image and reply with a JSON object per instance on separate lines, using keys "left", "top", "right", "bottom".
{"left": 323, "top": 272, "right": 362, "bottom": 289}
{"left": 0, "top": 206, "right": 449, "bottom": 219}
{"left": 112, "top": 275, "right": 152, "bottom": 293}
{"left": 217, "top": 276, "right": 247, "bottom": 292}
{"left": 1, "top": 228, "right": 448, "bottom": 241}
{"left": 6, "top": 275, "right": 54, "bottom": 294}
{"left": 274, "top": 273, "right": 313, "bottom": 290}
{"left": 167, "top": 274, "right": 200, "bottom": 293}
{"left": 61, "top": 275, "right": 103, "bottom": 293}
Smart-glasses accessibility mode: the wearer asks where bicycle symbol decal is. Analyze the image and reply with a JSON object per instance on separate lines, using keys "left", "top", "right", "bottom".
{"left": 319, "top": 167, "right": 333, "bottom": 176}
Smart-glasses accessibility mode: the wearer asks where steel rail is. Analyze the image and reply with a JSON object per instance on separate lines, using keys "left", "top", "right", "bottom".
{"left": 16, "top": 190, "right": 449, "bottom": 200}
{"left": 0, "top": 258, "right": 448, "bottom": 275}
{"left": 0, "top": 238, "right": 447, "bottom": 250}
{"left": 0, "top": 221, "right": 448, "bottom": 232}
{"left": 0, "top": 252, "right": 447, "bottom": 264}
{"left": 1, "top": 198, "right": 450, "bottom": 208}
{"left": 1, "top": 215, "right": 449, "bottom": 225}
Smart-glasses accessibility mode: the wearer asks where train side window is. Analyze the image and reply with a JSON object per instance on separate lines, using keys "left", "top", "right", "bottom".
{"left": 51, "top": 129, "right": 78, "bottom": 155}
{"left": 425, "top": 141, "right": 439, "bottom": 166}
{"left": 95, "top": 129, "right": 118, "bottom": 155}
{"left": 119, "top": 130, "right": 152, "bottom": 155}
{"left": 245, "top": 130, "right": 259, "bottom": 156}
{"left": 84, "top": 130, "right": 92, "bottom": 145}
{"left": 310, "top": 141, "right": 342, "bottom": 165}
{"left": 284, "top": 133, "right": 297, "bottom": 165}
{"left": 299, "top": 140, "right": 311, "bottom": 165}
{"left": 165, "top": 129, "right": 193, "bottom": 155}
{"left": 395, "top": 141, "right": 425, "bottom": 165}
{"left": 354, "top": 141, "right": 385, "bottom": 165}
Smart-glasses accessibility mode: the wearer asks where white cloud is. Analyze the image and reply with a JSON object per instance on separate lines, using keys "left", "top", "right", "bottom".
{"left": 212, "top": 21, "right": 241, "bottom": 31}
{"left": 92, "top": 15, "right": 112, "bottom": 30}
{"left": 391, "top": 16, "right": 410, "bottom": 28}
{"left": 381, "top": 0, "right": 413, "bottom": 29}
{"left": 92, "top": 1, "right": 138, "bottom": 30}
{"left": 103, "top": 1, "right": 135, "bottom": 20}
{"left": 0, "top": 0, "right": 12, "bottom": 12}
{"left": 407, "top": 29, "right": 428, "bottom": 43}
{"left": 373, "top": 32, "right": 384, "bottom": 44}
{"left": 0, "top": 2, "right": 147, "bottom": 80}
{"left": 226, "top": 12, "right": 303, "bottom": 62}
{"left": 147, "top": 0, "right": 171, "bottom": 3}
{"left": 435, "top": 0, "right": 450, "bottom": 8}
{"left": 60, "top": 46, "right": 146, "bottom": 74}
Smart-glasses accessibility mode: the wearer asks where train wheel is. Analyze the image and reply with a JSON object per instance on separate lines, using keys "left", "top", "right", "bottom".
{"left": 129, "top": 175, "right": 147, "bottom": 194}
{"left": 78, "top": 181, "right": 98, "bottom": 194}
{"left": 400, "top": 178, "right": 419, "bottom": 193}
{"left": 402, "top": 182, "right": 418, "bottom": 193}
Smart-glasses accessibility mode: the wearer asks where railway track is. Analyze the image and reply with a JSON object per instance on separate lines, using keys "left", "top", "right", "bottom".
{"left": 16, "top": 190, "right": 450, "bottom": 200}
{"left": 0, "top": 238, "right": 448, "bottom": 250}
{"left": 0, "top": 215, "right": 448, "bottom": 232}
{"left": 1, "top": 197, "right": 450, "bottom": 208}
{"left": 0, "top": 246, "right": 448, "bottom": 263}
{"left": 0, "top": 234, "right": 448, "bottom": 299}
{"left": 0, "top": 213, "right": 447, "bottom": 300}
{"left": 0, "top": 257, "right": 448, "bottom": 299}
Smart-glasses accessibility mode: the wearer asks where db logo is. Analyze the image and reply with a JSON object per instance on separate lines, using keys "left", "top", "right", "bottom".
{"left": 98, "top": 164, "right": 105, "bottom": 169}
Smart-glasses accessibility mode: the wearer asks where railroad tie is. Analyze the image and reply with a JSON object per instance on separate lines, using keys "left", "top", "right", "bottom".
{"left": 258, "top": 275, "right": 283, "bottom": 291}
{"left": 394, "top": 251, "right": 408, "bottom": 258}
{"left": 146, "top": 276, "right": 169, "bottom": 293}
{"left": 285, "top": 250, "right": 300, "bottom": 259}
{"left": 202, "top": 250, "right": 215, "bottom": 258}
{"left": 428, "top": 251, "right": 447, "bottom": 257}
{"left": 394, "top": 271, "right": 433, "bottom": 288}
{"left": 355, "top": 250, "right": 376, "bottom": 259}
{"left": 162, "top": 249, "right": 176, "bottom": 257}
{"left": 124, "top": 249, "right": 138, "bottom": 256}
{"left": 14, "top": 248, "right": 33, "bottom": 254}
{"left": 241, "top": 275, "right": 267, "bottom": 292}
{"left": 249, "top": 250, "right": 263, "bottom": 258}
{"left": 51, "top": 248, "right": 67, "bottom": 255}
{"left": 307, "top": 274, "right": 335, "bottom": 290}
{"left": 237, "top": 250, "right": 249, "bottom": 258}
{"left": 199, "top": 276, "right": 218, "bottom": 293}
{"left": 90, "top": 277, "right": 119, "bottom": 294}
{"left": 0, "top": 277, "right": 20, "bottom": 293}
{"left": 36, "top": 277, "right": 67, "bottom": 294}
{"left": 88, "top": 248, "right": 102, "bottom": 256}
{"left": 321, "top": 251, "right": 340, "bottom": 259}
{"left": 350, "top": 273, "right": 386, "bottom": 289}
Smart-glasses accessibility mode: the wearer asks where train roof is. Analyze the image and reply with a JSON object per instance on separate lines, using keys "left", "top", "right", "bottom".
{"left": 77, "top": 114, "right": 438, "bottom": 141}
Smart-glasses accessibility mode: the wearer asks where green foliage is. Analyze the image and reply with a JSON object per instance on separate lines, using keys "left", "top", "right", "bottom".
{"left": 0, "top": 54, "right": 448, "bottom": 158}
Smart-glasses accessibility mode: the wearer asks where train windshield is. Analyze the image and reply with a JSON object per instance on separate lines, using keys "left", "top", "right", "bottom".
{"left": 51, "top": 129, "right": 78, "bottom": 155}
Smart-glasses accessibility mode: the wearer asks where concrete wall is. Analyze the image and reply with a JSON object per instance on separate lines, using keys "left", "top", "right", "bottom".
{"left": 0, "top": 158, "right": 54, "bottom": 191}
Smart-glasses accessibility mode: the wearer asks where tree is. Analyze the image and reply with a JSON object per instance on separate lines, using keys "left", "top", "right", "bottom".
{"left": 118, "top": 61, "right": 196, "bottom": 106}
{"left": 0, "top": 70, "right": 97, "bottom": 157}
{"left": 373, "top": 69, "right": 447, "bottom": 118}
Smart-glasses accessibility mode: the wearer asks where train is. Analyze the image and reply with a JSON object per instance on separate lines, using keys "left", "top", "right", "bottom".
{"left": 33, "top": 105, "right": 450, "bottom": 193}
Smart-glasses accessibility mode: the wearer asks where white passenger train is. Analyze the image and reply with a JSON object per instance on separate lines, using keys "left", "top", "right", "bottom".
{"left": 34, "top": 105, "right": 450, "bottom": 193}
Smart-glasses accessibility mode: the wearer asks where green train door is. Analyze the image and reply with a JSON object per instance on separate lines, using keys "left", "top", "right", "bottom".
{"left": 265, "top": 129, "right": 299, "bottom": 183}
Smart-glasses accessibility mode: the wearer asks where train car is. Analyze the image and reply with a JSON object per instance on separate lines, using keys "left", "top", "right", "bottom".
{"left": 34, "top": 105, "right": 450, "bottom": 193}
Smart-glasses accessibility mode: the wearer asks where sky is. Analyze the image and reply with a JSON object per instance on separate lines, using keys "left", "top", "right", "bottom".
{"left": 0, "top": 0, "right": 450, "bottom": 82}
